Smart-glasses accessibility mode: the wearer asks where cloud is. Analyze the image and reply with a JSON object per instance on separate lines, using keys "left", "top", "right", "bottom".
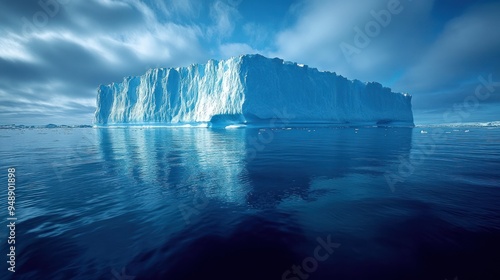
{"left": 270, "top": 0, "right": 435, "bottom": 82}
{"left": 207, "top": 0, "right": 242, "bottom": 40}
{"left": 151, "top": 0, "right": 203, "bottom": 21}
{"left": 219, "top": 43, "right": 260, "bottom": 58}
{"left": 0, "top": 0, "right": 208, "bottom": 124}
{"left": 1, "top": 0, "right": 498, "bottom": 124}
{"left": 397, "top": 2, "right": 500, "bottom": 93}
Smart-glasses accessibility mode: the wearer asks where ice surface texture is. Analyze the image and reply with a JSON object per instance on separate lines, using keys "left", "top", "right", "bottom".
{"left": 94, "top": 54, "right": 414, "bottom": 126}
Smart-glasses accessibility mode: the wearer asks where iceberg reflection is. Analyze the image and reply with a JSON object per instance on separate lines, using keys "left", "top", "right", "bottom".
{"left": 97, "top": 127, "right": 412, "bottom": 209}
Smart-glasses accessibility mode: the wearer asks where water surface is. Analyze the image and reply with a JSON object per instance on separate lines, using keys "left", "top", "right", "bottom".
{"left": 1, "top": 126, "right": 499, "bottom": 279}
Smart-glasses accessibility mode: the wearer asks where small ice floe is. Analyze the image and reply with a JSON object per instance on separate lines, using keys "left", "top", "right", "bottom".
{"left": 225, "top": 124, "right": 246, "bottom": 129}
{"left": 420, "top": 130, "right": 428, "bottom": 134}
{"left": 465, "top": 130, "right": 470, "bottom": 133}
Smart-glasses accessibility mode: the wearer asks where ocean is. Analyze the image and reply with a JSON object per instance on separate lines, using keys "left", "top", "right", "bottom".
{"left": 1, "top": 125, "right": 499, "bottom": 279}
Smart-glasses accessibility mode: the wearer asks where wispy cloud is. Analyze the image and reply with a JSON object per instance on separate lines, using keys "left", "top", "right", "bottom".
{"left": 207, "top": 0, "right": 242, "bottom": 40}
{"left": 219, "top": 43, "right": 260, "bottom": 58}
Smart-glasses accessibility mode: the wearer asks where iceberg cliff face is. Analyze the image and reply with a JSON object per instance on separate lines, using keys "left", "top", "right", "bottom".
{"left": 94, "top": 54, "right": 414, "bottom": 126}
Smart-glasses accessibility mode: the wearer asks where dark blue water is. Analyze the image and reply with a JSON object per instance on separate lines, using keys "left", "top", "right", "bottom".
{"left": 1, "top": 126, "right": 499, "bottom": 280}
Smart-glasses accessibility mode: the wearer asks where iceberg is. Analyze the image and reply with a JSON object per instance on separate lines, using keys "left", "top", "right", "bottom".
{"left": 94, "top": 54, "right": 414, "bottom": 126}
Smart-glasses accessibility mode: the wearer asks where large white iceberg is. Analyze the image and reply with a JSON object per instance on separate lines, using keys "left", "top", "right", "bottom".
{"left": 94, "top": 54, "right": 414, "bottom": 126}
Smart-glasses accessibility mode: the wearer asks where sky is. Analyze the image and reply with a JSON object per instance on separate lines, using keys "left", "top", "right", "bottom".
{"left": 1, "top": 0, "right": 499, "bottom": 125}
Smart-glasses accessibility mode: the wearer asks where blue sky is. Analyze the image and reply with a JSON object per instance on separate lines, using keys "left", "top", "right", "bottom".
{"left": 1, "top": 0, "right": 499, "bottom": 125}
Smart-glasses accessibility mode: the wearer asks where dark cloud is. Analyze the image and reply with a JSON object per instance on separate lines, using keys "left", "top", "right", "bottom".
{"left": 25, "top": 37, "right": 128, "bottom": 86}
{"left": 0, "top": 59, "right": 47, "bottom": 84}
{"left": 413, "top": 82, "right": 500, "bottom": 110}
{"left": 1, "top": 0, "right": 146, "bottom": 35}
{"left": 397, "top": 2, "right": 500, "bottom": 93}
